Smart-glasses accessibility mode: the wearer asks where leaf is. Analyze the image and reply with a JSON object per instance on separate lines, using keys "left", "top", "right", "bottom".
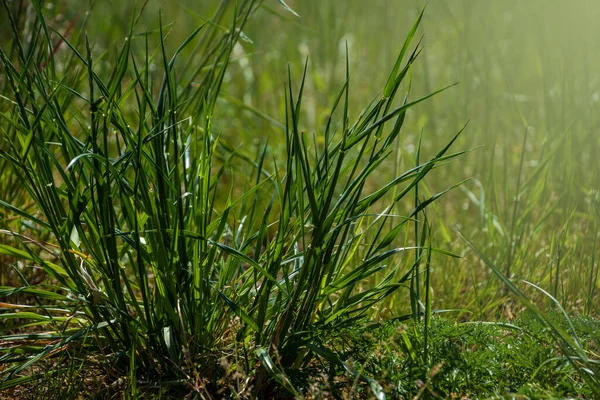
{"left": 344, "top": 83, "right": 458, "bottom": 150}
{"left": 209, "top": 240, "right": 287, "bottom": 294}
{"left": 409, "top": 178, "right": 470, "bottom": 217}
{"left": 277, "top": 0, "right": 300, "bottom": 17}
{"left": 213, "top": 286, "right": 259, "bottom": 331}
{"left": 0, "top": 286, "right": 71, "bottom": 302}
{"left": 383, "top": 6, "right": 425, "bottom": 98}
{"left": 255, "top": 346, "right": 299, "bottom": 396}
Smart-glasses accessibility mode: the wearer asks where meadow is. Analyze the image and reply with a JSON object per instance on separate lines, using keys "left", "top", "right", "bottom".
{"left": 1, "top": 0, "right": 599, "bottom": 398}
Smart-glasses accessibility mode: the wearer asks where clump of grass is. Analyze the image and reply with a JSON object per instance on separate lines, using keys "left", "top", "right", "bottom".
{"left": 0, "top": 0, "right": 261, "bottom": 394}
{"left": 0, "top": 1, "right": 469, "bottom": 397}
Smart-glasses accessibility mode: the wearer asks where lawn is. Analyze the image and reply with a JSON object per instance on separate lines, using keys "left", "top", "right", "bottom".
{"left": 1, "top": 0, "right": 599, "bottom": 398}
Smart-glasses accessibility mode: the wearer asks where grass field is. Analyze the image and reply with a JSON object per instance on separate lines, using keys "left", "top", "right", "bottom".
{"left": 1, "top": 0, "right": 599, "bottom": 398}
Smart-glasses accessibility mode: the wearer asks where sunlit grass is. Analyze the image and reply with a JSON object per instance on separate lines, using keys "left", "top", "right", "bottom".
{"left": 1, "top": 0, "right": 599, "bottom": 398}
{"left": 0, "top": 1, "right": 468, "bottom": 397}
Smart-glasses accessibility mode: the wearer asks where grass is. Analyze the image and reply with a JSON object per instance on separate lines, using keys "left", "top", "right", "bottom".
{"left": 1, "top": 0, "right": 599, "bottom": 398}
{"left": 344, "top": 313, "right": 600, "bottom": 398}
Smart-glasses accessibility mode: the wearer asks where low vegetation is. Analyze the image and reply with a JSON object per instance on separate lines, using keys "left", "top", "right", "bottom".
{"left": 1, "top": 0, "right": 598, "bottom": 398}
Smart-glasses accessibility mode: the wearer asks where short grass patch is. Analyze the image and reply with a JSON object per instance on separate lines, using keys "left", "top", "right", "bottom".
{"left": 348, "top": 313, "right": 600, "bottom": 398}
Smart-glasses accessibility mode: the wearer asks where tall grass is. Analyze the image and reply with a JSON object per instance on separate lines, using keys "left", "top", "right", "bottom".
{"left": 0, "top": 1, "right": 468, "bottom": 396}
{"left": 231, "top": 0, "right": 600, "bottom": 320}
